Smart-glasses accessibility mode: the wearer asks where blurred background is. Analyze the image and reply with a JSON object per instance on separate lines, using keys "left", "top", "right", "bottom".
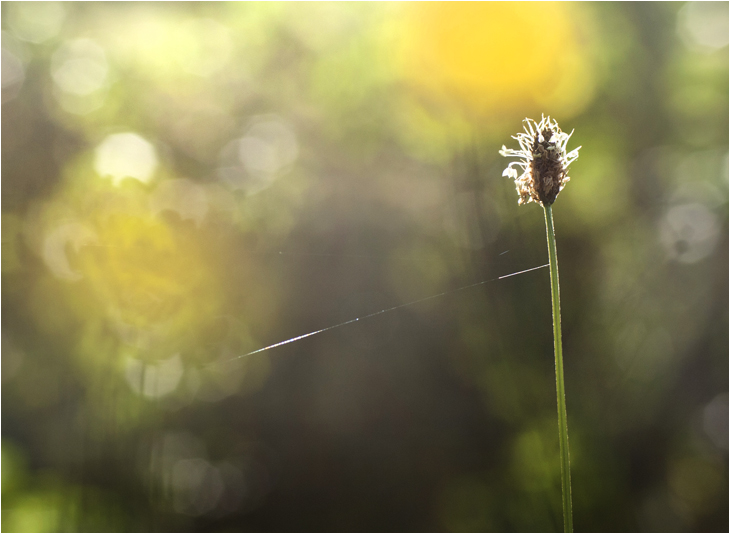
{"left": 2, "top": 2, "right": 727, "bottom": 532}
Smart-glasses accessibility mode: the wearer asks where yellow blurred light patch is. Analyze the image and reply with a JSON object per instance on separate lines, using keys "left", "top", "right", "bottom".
{"left": 397, "top": 2, "right": 595, "bottom": 118}
{"left": 104, "top": 10, "right": 235, "bottom": 90}
{"left": 2, "top": 493, "right": 62, "bottom": 533}
{"left": 77, "top": 211, "right": 221, "bottom": 354}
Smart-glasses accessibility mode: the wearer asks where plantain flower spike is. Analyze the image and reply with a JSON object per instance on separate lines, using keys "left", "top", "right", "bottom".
{"left": 499, "top": 115, "right": 581, "bottom": 206}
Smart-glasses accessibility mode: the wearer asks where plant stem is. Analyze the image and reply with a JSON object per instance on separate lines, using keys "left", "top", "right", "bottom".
{"left": 543, "top": 204, "right": 573, "bottom": 533}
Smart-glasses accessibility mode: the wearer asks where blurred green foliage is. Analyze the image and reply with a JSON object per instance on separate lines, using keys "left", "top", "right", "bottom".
{"left": 2, "top": 2, "right": 728, "bottom": 532}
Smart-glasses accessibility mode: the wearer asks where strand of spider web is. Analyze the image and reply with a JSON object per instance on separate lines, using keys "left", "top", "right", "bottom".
{"left": 221, "top": 263, "right": 548, "bottom": 363}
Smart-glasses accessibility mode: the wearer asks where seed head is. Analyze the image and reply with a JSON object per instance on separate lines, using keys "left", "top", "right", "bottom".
{"left": 499, "top": 115, "right": 580, "bottom": 206}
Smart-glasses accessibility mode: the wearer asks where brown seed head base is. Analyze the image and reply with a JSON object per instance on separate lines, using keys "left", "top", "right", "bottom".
{"left": 499, "top": 115, "right": 581, "bottom": 206}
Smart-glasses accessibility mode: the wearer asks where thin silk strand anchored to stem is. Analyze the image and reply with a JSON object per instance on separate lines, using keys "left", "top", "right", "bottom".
{"left": 500, "top": 115, "right": 578, "bottom": 532}
{"left": 221, "top": 263, "right": 549, "bottom": 363}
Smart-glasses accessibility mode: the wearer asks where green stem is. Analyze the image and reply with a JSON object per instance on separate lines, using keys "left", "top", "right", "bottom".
{"left": 543, "top": 204, "right": 573, "bottom": 533}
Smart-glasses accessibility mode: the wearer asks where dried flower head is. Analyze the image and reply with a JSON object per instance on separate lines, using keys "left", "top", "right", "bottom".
{"left": 499, "top": 115, "right": 580, "bottom": 206}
